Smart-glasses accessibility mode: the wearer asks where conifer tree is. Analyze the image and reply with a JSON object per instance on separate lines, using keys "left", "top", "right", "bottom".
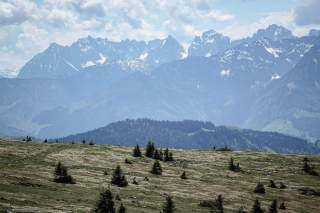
{"left": 111, "top": 165, "right": 128, "bottom": 187}
{"left": 162, "top": 195, "right": 175, "bottom": 213}
{"left": 279, "top": 182, "right": 286, "bottom": 189}
{"left": 118, "top": 203, "right": 126, "bottom": 213}
{"left": 279, "top": 202, "right": 286, "bottom": 210}
{"left": 303, "top": 161, "right": 319, "bottom": 176}
{"left": 180, "top": 171, "right": 187, "bottom": 179}
{"left": 164, "top": 148, "right": 174, "bottom": 162}
{"left": 269, "top": 199, "right": 277, "bottom": 213}
{"left": 132, "top": 144, "right": 142, "bottom": 157}
{"left": 303, "top": 161, "right": 311, "bottom": 173}
{"left": 229, "top": 157, "right": 240, "bottom": 172}
{"left": 229, "top": 157, "right": 236, "bottom": 171}
{"left": 132, "top": 177, "right": 138, "bottom": 185}
{"left": 237, "top": 206, "right": 246, "bottom": 213}
{"left": 125, "top": 158, "right": 132, "bottom": 164}
{"left": 115, "top": 194, "right": 121, "bottom": 201}
{"left": 251, "top": 199, "right": 264, "bottom": 213}
{"left": 254, "top": 182, "right": 265, "bottom": 194}
{"left": 153, "top": 149, "right": 161, "bottom": 160}
{"left": 159, "top": 148, "right": 164, "bottom": 161}
{"left": 168, "top": 152, "right": 174, "bottom": 161}
{"left": 94, "top": 189, "right": 115, "bottom": 213}
{"left": 215, "top": 195, "right": 224, "bottom": 213}
{"left": 268, "top": 180, "right": 277, "bottom": 188}
{"left": 54, "top": 161, "right": 75, "bottom": 184}
{"left": 151, "top": 160, "right": 162, "bottom": 175}
{"left": 145, "top": 141, "right": 155, "bottom": 158}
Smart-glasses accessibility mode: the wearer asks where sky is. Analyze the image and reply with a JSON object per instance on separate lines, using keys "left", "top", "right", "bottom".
{"left": 0, "top": 0, "right": 320, "bottom": 75}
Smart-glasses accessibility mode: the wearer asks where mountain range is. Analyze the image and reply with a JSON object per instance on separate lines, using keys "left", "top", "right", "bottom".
{"left": 0, "top": 25, "right": 319, "bottom": 146}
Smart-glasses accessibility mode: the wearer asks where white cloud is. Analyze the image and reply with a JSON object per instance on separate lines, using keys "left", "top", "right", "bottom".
{"left": 0, "top": 0, "right": 36, "bottom": 26}
{"left": 157, "top": 0, "right": 233, "bottom": 23}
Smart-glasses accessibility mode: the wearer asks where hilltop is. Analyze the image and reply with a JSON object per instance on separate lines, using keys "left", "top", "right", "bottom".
{"left": 59, "top": 119, "right": 320, "bottom": 155}
{"left": 0, "top": 139, "right": 320, "bottom": 212}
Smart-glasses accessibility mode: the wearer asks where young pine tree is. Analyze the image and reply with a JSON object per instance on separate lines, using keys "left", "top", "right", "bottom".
{"left": 229, "top": 157, "right": 236, "bottom": 171}
{"left": 145, "top": 141, "right": 155, "bottom": 158}
{"left": 162, "top": 195, "right": 175, "bottom": 213}
{"left": 151, "top": 160, "right": 162, "bottom": 175}
{"left": 124, "top": 158, "right": 132, "bottom": 164}
{"left": 303, "top": 161, "right": 311, "bottom": 173}
{"left": 229, "top": 158, "right": 240, "bottom": 172}
{"left": 180, "top": 171, "right": 187, "bottom": 179}
{"left": 94, "top": 189, "right": 115, "bottom": 213}
{"left": 168, "top": 152, "right": 174, "bottom": 161}
{"left": 279, "top": 182, "right": 286, "bottom": 189}
{"left": 164, "top": 148, "right": 174, "bottom": 162}
{"left": 268, "top": 199, "right": 277, "bottom": 213}
{"left": 111, "top": 165, "right": 128, "bottom": 187}
{"left": 279, "top": 202, "right": 286, "bottom": 210}
{"left": 153, "top": 149, "right": 162, "bottom": 160}
{"left": 268, "top": 180, "right": 277, "bottom": 188}
{"left": 237, "top": 206, "right": 246, "bottom": 213}
{"left": 159, "top": 149, "right": 164, "bottom": 161}
{"left": 303, "top": 161, "right": 319, "bottom": 176}
{"left": 254, "top": 182, "right": 265, "bottom": 194}
{"left": 54, "top": 161, "right": 75, "bottom": 184}
{"left": 132, "top": 144, "right": 142, "bottom": 157}
{"left": 251, "top": 199, "right": 264, "bottom": 213}
{"left": 118, "top": 203, "right": 126, "bottom": 213}
{"left": 215, "top": 195, "right": 224, "bottom": 213}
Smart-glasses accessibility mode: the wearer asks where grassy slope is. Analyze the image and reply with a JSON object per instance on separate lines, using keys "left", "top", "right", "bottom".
{"left": 0, "top": 139, "right": 319, "bottom": 213}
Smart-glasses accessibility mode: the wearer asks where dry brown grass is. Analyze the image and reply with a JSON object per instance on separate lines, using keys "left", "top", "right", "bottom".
{"left": 0, "top": 139, "right": 319, "bottom": 212}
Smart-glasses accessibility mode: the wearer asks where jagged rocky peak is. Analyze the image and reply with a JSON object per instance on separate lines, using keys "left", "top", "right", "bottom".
{"left": 252, "top": 24, "right": 294, "bottom": 41}
{"left": 188, "top": 29, "right": 230, "bottom": 57}
{"left": 17, "top": 34, "right": 185, "bottom": 79}
{"left": 48, "top": 42, "right": 63, "bottom": 49}
{"left": 46, "top": 42, "right": 65, "bottom": 54}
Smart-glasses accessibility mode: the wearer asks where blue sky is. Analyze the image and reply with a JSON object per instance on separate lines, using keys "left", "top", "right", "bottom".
{"left": 0, "top": 0, "right": 319, "bottom": 75}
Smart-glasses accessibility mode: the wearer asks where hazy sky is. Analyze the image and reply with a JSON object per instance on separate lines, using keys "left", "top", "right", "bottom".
{"left": 0, "top": 0, "right": 320, "bottom": 74}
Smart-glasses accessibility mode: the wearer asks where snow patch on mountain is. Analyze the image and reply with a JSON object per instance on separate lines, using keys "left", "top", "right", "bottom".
{"left": 82, "top": 61, "right": 95, "bottom": 68}
{"left": 265, "top": 47, "right": 282, "bottom": 58}
{"left": 271, "top": 73, "right": 281, "bottom": 80}
{"left": 220, "top": 69, "right": 231, "bottom": 77}
{"left": 139, "top": 52, "right": 148, "bottom": 61}
{"left": 97, "top": 54, "right": 107, "bottom": 64}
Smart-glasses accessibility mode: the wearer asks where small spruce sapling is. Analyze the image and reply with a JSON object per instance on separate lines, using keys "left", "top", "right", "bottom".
{"left": 94, "top": 189, "right": 115, "bottom": 213}
{"left": 162, "top": 195, "right": 175, "bottom": 213}
{"left": 180, "top": 171, "right": 187, "bottom": 179}
{"left": 254, "top": 182, "right": 265, "bottom": 194}
{"left": 251, "top": 199, "right": 264, "bottom": 213}
{"left": 132, "top": 144, "right": 142, "bottom": 157}
{"left": 151, "top": 160, "right": 162, "bottom": 175}
{"left": 111, "top": 165, "right": 128, "bottom": 187}
{"left": 269, "top": 199, "right": 277, "bottom": 213}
